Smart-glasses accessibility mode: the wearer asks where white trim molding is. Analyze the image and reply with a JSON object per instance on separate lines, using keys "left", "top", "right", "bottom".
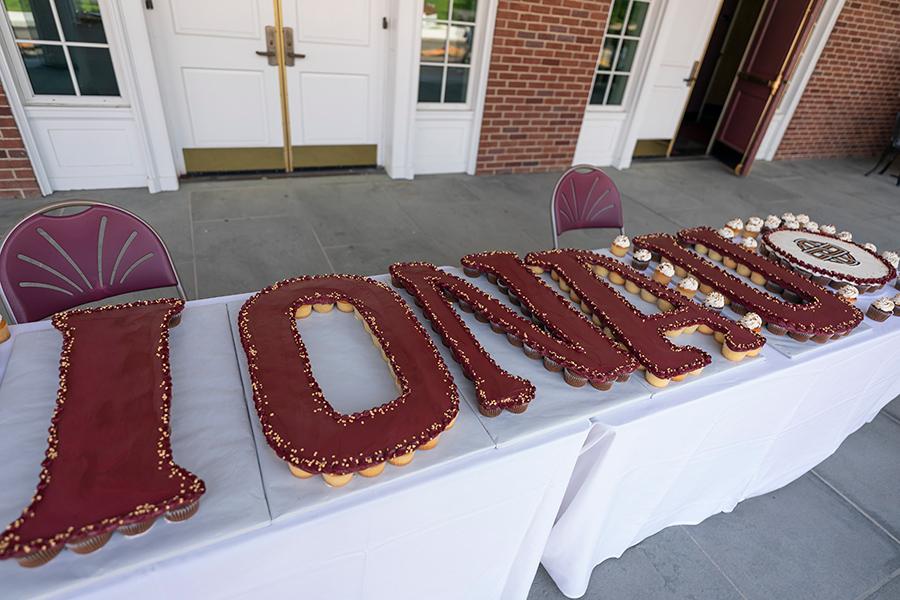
{"left": 466, "top": 0, "right": 499, "bottom": 175}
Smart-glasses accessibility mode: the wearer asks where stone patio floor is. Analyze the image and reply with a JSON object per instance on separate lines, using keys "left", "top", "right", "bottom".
{"left": 2, "top": 156, "right": 899, "bottom": 599}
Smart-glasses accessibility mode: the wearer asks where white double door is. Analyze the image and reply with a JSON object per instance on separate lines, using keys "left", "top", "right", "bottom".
{"left": 146, "top": 0, "right": 386, "bottom": 172}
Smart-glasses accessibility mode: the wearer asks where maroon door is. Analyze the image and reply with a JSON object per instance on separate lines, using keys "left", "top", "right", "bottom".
{"left": 710, "top": 0, "right": 822, "bottom": 175}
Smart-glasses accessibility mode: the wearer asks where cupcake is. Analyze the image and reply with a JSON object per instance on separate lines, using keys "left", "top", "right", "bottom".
{"left": 703, "top": 291, "right": 725, "bottom": 313}
{"left": 677, "top": 276, "right": 699, "bottom": 298}
{"left": 863, "top": 242, "right": 877, "bottom": 253}
{"left": 795, "top": 213, "right": 810, "bottom": 225}
{"left": 820, "top": 224, "right": 836, "bottom": 235}
{"left": 893, "top": 294, "right": 900, "bottom": 316}
{"left": 741, "top": 237, "right": 758, "bottom": 253}
{"left": 726, "top": 218, "right": 744, "bottom": 235}
{"left": 763, "top": 215, "right": 782, "bottom": 232}
{"left": 803, "top": 221, "right": 819, "bottom": 233}
{"left": 783, "top": 219, "right": 800, "bottom": 230}
{"left": 631, "top": 247, "right": 652, "bottom": 270}
{"left": 611, "top": 234, "right": 631, "bottom": 258}
{"left": 745, "top": 217, "right": 763, "bottom": 238}
{"left": 716, "top": 227, "right": 735, "bottom": 241}
{"left": 881, "top": 251, "right": 898, "bottom": 270}
{"left": 867, "top": 297, "right": 895, "bottom": 322}
{"left": 837, "top": 231, "right": 853, "bottom": 242}
{"left": 653, "top": 261, "right": 675, "bottom": 285}
{"left": 837, "top": 284, "right": 858, "bottom": 305}
{"left": 781, "top": 212, "right": 796, "bottom": 222}
{"left": 739, "top": 312, "right": 763, "bottom": 333}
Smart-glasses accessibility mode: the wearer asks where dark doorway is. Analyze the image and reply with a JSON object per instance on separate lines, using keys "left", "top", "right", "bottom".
{"left": 669, "top": 0, "right": 766, "bottom": 157}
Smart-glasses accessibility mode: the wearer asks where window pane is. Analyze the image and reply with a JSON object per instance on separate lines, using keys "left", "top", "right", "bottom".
{"left": 607, "top": 74, "right": 628, "bottom": 105}
{"left": 17, "top": 43, "right": 73, "bottom": 94}
{"left": 423, "top": 0, "right": 449, "bottom": 20}
{"left": 69, "top": 46, "right": 118, "bottom": 95}
{"left": 598, "top": 37, "right": 618, "bottom": 70}
{"left": 626, "top": 1, "right": 649, "bottom": 37}
{"left": 447, "top": 25, "right": 473, "bottom": 64}
{"left": 444, "top": 66, "right": 468, "bottom": 103}
{"left": 4, "top": 0, "right": 59, "bottom": 41}
{"left": 54, "top": 0, "right": 107, "bottom": 43}
{"left": 421, "top": 21, "right": 448, "bottom": 62}
{"left": 589, "top": 73, "right": 609, "bottom": 105}
{"left": 418, "top": 65, "right": 443, "bottom": 102}
{"left": 452, "top": 0, "right": 477, "bottom": 22}
{"left": 606, "top": 0, "right": 629, "bottom": 35}
{"left": 616, "top": 38, "right": 638, "bottom": 72}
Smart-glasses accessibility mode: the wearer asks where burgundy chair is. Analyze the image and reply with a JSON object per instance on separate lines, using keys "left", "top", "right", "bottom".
{"left": 550, "top": 164, "right": 625, "bottom": 249}
{"left": 0, "top": 201, "right": 186, "bottom": 323}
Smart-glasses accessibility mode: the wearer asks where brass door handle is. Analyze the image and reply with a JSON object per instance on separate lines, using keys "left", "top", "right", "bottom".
{"left": 258, "top": 26, "right": 303, "bottom": 66}
{"left": 683, "top": 60, "right": 701, "bottom": 86}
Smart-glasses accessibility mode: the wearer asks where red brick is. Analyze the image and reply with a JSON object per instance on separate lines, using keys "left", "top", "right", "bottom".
{"left": 476, "top": 0, "right": 610, "bottom": 174}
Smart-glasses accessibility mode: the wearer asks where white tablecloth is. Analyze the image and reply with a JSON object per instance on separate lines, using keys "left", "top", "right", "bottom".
{"left": 0, "top": 291, "right": 590, "bottom": 600}
{"left": 541, "top": 292, "right": 900, "bottom": 598}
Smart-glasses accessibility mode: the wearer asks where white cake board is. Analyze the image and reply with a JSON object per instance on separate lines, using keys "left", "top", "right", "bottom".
{"left": 225, "top": 280, "right": 497, "bottom": 523}
{"left": 0, "top": 303, "right": 270, "bottom": 599}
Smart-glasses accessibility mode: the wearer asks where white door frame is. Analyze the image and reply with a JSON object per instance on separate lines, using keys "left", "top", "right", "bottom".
{"left": 0, "top": 1, "right": 177, "bottom": 194}
{"left": 614, "top": 0, "right": 846, "bottom": 169}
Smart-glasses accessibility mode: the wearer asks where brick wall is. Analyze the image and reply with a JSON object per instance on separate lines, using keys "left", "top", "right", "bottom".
{"left": 475, "top": 0, "right": 611, "bottom": 174}
{"left": 0, "top": 81, "right": 39, "bottom": 199}
{"left": 775, "top": 0, "right": 900, "bottom": 160}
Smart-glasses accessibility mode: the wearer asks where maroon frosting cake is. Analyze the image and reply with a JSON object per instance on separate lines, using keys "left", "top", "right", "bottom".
{"left": 239, "top": 275, "right": 458, "bottom": 486}
{"left": 391, "top": 255, "right": 636, "bottom": 414}
{"left": 0, "top": 299, "right": 204, "bottom": 568}
{"left": 635, "top": 228, "right": 863, "bottom": 341}
{"left": 526, "top": 249, "right": 765, "bottom": 386}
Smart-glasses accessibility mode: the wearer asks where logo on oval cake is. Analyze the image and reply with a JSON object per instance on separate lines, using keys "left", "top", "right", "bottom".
{"left": 793, "top": 238, "right": 860, "bottom": 266}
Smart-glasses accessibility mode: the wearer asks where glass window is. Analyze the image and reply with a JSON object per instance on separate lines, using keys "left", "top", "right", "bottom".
{"left": 418, "top": 0, "right": 477, "bottom": 104}
{"left": 2, "top": 0, "right": 119, "bottom": 98}
{"left": 589, "top": 0, "right": 649, "bottom": 107}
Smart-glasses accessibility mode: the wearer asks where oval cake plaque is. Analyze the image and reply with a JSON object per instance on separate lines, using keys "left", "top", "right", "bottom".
{"left": 762, "top": 229, "right": 895, "bottom": 287}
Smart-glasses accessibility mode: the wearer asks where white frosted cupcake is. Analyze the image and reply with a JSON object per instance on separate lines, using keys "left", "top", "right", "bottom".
{"left": 739, "top": 312, "right": 763, "bottom": 332}
{"left": 745, "top": 218, "right": 762, "bottom": 238}
{"left": 741, "top": 237, "right": 758, "bottom": 253}
{"left": 803, "top": 221, "right": 819, "bottom": 233}
{"left": 783, "top": 219, "right": 800, "bottom": 230}
{"left": 863, "top": 242, "right": 877, "bottom": 253}
{"left": 631, "top": 247, "right": 652, "bottom": 270}
{"left": 726, "top": 218, "right": 744, "bottom": 234}
{"left": 677, "top": 276, "right": 699, "bottom": 299}
{"left": 781, "top": 212, "right": 796, "bottom": 222}
{"left": 867, "top": 297, "right": 895, "bottom": 322}
{"left": 703, "top": 291, "right": 725, "bottom": 312}
{"left": 763, "top": 215, "right": 782, "bottom": 232}
{"left": 653, "top": 261, "right": 675, "bottom": 285}
{"left": 882, "top": 251, "right": 899, "bottom": 269}
{"left": 837, "top": 284, "right": 858, "bottom": 305}
{"left": 796, "top": 213, "right": 810, "bottom": 225}
{"left": 837, "top": 231, "right": 853, "bottom": 242}
{"left": 717, "top": 227, "right": 735, "bottom": 241}
{"left": 611, "top": 234, "right": 631, "bottom": 258}
{"left": 820, "top": 224, "right": 837, "bottom": 235}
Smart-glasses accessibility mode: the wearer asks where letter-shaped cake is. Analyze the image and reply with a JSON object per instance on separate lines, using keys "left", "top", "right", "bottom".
{"left": 636, "top": 228, "right": 863, "bottom": 341}
{"left": 527, "top": 249, "right": 765, "bottom": 387}
{"left": 391, "top": 253, "right": 636, "bottom": 416}
{"left": 0, "top": 299, "right": 204, "bottom": 567}
{"left": 239, "top": 275, "right": 458, "bottom": 487}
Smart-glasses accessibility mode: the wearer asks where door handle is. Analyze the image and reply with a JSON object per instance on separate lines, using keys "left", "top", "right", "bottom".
{"left": 257, "top": 26, "right": 304, "bottom": 66}
{"left": 683, "top": 60, "right": 700, "bottom": 86}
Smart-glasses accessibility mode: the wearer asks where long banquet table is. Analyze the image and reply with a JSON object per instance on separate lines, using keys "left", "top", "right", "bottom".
{"left": 0, "top": 262, "right": 898, "bottom": 599}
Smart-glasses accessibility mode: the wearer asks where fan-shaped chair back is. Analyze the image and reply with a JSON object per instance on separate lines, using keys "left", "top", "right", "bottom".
{"left": 551, "top": 165, "right": 624, "bottom": 248}
{"left": 0, "top": 201, "right": 185, "bottom": 323}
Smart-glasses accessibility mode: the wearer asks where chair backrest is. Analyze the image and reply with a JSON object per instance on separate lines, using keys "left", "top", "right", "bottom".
{"left": 550, "top": 165, "right": 624, "bottom": 248}
{"left": 0, "top": 201, "right": 185, "bottom": 323}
